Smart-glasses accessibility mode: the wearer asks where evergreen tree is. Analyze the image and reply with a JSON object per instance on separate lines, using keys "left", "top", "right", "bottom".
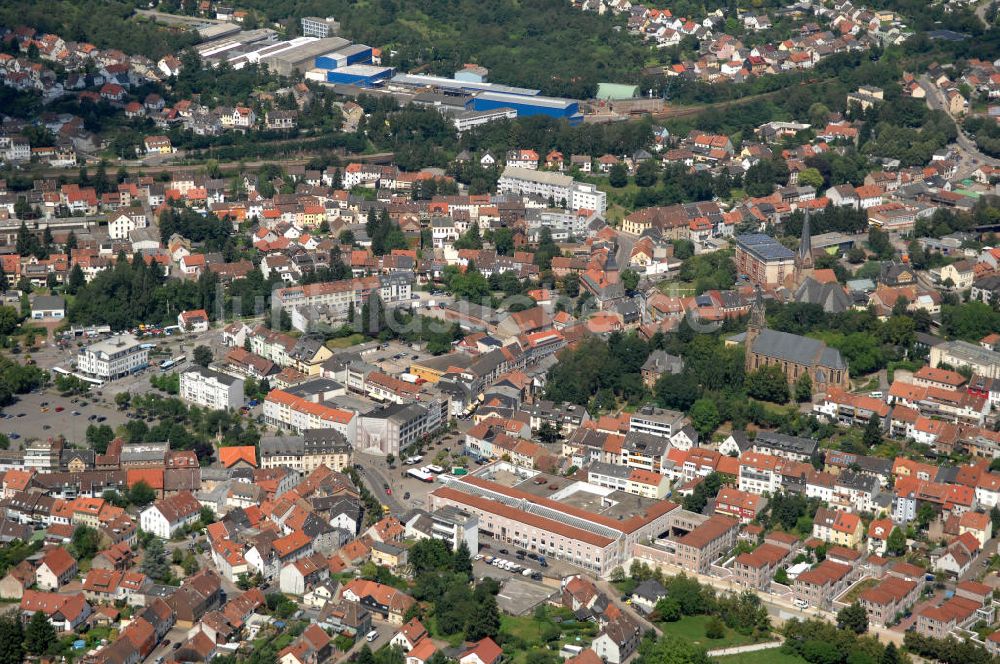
{"left": 885, "top": 527, "right": 906, "bottom": 557}
{"left": 65, "top": 230, "right": 77, "bottom": 252}
{"left": 608, "top": 162, "right": 628, "bottom": 187}
{"left": 142, "top": 537, "right": 170, "bottom": 581}
{"left": 453, "top": 541, "right": 473, "bottom": 577}
{"left": 25, "top": 610, "right": 55, "bottom": 655}
{"left": 837, "top": 601, "right": 869, "bottom": 634}
{"left": 863, "top": 415, "right": 883, "bottom": 448}
{"left": 15, "top": 221, "right": 31, "bottom": 256}
{"left": 67, "top": 264, "right": 86, "bottom": 294}
{"left": 795, "top": 374, "right": 813, "bottom": 402}
{"left": 881, "top": 643, "right": 900, "bottom": 664}
{"left": 0, "top": 610, "right": 24, "bottom": 664}
{"left": 465, "top": 594, "right": 501, "bottom": 641}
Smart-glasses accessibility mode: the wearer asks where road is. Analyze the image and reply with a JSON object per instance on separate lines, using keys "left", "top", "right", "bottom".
{"left": 135, "top": 8, "right": 231, "bottom": 26}
{"left": 976, "top": 0, "right": 994, "bottom": 28}
{"left": 918, "top": 75, "right": 1000, "bottom": 179}
{"left": 16, "top": 151, "right": 396, "bottom": 181}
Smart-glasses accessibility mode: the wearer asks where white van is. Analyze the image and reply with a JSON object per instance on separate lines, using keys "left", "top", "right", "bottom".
{"left": 366, "top": 630, "right": 379, "bottom": 642}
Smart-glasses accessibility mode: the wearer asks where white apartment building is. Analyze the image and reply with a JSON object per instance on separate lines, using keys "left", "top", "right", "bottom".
{"left": 107, "top": 210, "right": 148, "bottom": 240}
{"left": 498, "top": 166, "right": 607, "bottom": 214}
{"left": 139, "top": 492, "right": 202, "bottom": 538}
{"left": 77, "top": 334, "right": 149, "bottom": 380}
{"left": 179, "top": 366, "right": 244, "bottom": 411}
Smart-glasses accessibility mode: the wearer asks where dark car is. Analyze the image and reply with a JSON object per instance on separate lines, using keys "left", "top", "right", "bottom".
{"left": 499, "top": 549, "right": 509, "bottom": 555}
{"left": 530, "top": 573, "right": 543, "bottom": 581}
{"left": 539, "top": 560, "right": 548, "bottom": 567}
{"left": 403, "top": 492, "right": 410, "bottom": 500}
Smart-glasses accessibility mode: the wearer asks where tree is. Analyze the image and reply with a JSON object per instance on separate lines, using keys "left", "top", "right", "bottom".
{"left": 0, "top": 610, "right": 24, "bottom": 664}
{"left": 70, "top": 525, "right": 101, "bottom": 559}
{"left": 621, "top": 269, "right": 640, "bottom": 292}
{"left": 690, "top": 398, "right": 720, "bottom": 437}
{"left": 86, "top": 424, "right": 115, "bottom": 454}
{"left": 453, "top": 541, "right": 473, "bottom": 577}
{"left": 339, "top": 230, "right": 356, "bottom": 246}
{"left": 867, "top": 227, "right": 893, "bottom": 260}
{"left": 655, "top": 372, "right": 701, "bottom": 411}
{"left": 608, "top": 162, "right": 628, "bottom": 188}
{"left": 142, "top": 537, "right": 169, "bottom": 581}
{"left": 881, "top": 643, "right": 900, "bottom": 664}
{"left": 745, "top": 365, "right": 790, "bottom": 404}
{"left": 795, "top": 373, "right": 813, "bottom": 402}
{"left": 635, "top": 160, "right": 660, "bottom": 187}
{"left": 837, "top": 601, "right": 869, "bottom": 634}
{"left": 66, "top": 263, "right": 85, "bottom": 294}
{"left": 862, "top": 416, "right": 882, "bottom": 448}
{"left": 885, "top": 527, "right": 906, "bottom": 557}
{"left": 653, "top": 597, "right": 682, "bottom": 622}
{"left": 465, "top": 594, "right": 501, "bottom": 641}
{"left": 193, "top": 345, "right": 213, "bottom": 367}
{"left": 798, "top": 168, "right": 824, "bottom": 189}
{"left": 129, "top": 480, "right": 157, "bottom": 507}
{"left": 25, "top": 610, "right": 55, "bottom": 656}
{"left": 705, "top": 616, "right": 726, "bottom": 639}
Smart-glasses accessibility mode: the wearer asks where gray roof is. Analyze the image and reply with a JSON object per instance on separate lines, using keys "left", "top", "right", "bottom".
{"left": 794, "top": 277, "right": 851, "bottom": 313}
{"left": 750, "top": 328, "right": 846, "bottom": 370}
{"left": 183, "top": 365, "right": 240, "bottom": 386}
{"left": 753, "top": 431, "right": 818, "bottom": 457}
{"left": 589, "top": 461, "right": 630, "bottom": 479}
{"left": 31, "top": 295, "right": 65, "bottom": 310}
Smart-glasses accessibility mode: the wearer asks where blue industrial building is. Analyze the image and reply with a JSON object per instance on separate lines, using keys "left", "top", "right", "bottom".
{"left": 466, "top": 91, "right": 582, "bottom": 125}
{"left": 314, "top": 44, "right": 373, "bottom": 70}
{"left": 325, "top": 64, "right": 394, "bottom": 87}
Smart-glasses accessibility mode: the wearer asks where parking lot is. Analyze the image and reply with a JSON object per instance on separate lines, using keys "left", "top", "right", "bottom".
{"left": 2, "top": 326, "right": 232, "bottom": 447}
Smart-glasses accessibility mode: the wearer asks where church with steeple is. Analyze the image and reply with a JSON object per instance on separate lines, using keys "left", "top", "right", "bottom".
{"left": 744, "top": 286, "right": 851, "bottom": 394}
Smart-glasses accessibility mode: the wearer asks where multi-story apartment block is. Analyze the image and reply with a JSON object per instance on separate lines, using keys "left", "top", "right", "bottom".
{"left": 259, "top": 429, "right": 353, "bottom": 473}
{"left": 793, "top": 559, "right": 853, "bottom": 610}
{"left": 738, "top": 452, "right": 784, "bottom": 495}
{"left": 77, "top": 334, "right": 149, "bottom": 380}
{"left": 497, "top": 166, "right": 607, "bottom": 214}
{"left": 179, "top": 367, "right": 243, "bottom": 411}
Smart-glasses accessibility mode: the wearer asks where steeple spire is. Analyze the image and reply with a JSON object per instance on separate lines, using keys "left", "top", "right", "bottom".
{"left": 797, "top": 213, "right": 814, "bottom": 269}
{"left": 749, "top": 285, "right": 766, "bottom": 331}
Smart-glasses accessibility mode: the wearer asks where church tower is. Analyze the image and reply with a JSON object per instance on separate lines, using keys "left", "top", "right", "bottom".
{"left": 794, "top": 213, "right": 815, "bottom": 286}
{"left": 745, "top": 285, "right": 766, "bottom": 360}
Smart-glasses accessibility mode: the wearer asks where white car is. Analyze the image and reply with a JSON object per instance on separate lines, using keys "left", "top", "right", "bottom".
{"left": 474, "top": 554, "right": 484, "bottom": 561}
{"left": 793, "top": 599, "right": 809, "bottom": 609}
{"left": 522, "top": 568, "right": 533, "bottom": 577}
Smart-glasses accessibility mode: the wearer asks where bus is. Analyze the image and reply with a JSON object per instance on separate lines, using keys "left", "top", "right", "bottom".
{"left": 52, "top": 367, "right": 71, "bottom": 376}
{"left": 160, "top": 359, "right": 177, "bottom": 371}
{"left": 407, "top": 468, "right": 434, "bottom": 483}
{"left": 424, "top": 464, "right": 445, "bottom": 474}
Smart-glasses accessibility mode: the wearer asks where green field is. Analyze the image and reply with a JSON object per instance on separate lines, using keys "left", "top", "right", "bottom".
{"left": 325, "top": 334, "right": 366, "bottom": 349}
{"left": 659, "top": 616, "right": 760, "bottom": 650}
{"left": 500, "top": 615, "right": 545, "bottom": 643}
{"left": 714, "top": 648, "right": 806, "bottom": 664}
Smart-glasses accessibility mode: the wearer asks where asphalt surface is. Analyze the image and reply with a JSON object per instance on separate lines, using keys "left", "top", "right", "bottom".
{"left": 2, "top": 326, "right": 234, "bottom": 447}
{"left": 918, "top": 75, "right": 1000, "bottom": 179}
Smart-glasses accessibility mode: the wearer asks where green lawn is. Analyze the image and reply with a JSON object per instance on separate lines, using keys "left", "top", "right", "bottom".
{"left": 501, "top": 615, "right": 545, "bottom": 643}
{"left": 659, "top": 616, "right": 759, "bottom": 650}
{"left": 714, "top": 649, "right": 806, "bottom": 664}
{"left": 325, "top": 334, "right": 366, "bottom": 349}
{"left": 839, "top": 577, "right": 878, "bottom": 604}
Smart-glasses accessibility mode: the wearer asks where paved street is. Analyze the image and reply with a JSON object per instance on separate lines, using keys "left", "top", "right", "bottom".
{"left": 918, "top": 75, "right": 1000, "bottom": 180}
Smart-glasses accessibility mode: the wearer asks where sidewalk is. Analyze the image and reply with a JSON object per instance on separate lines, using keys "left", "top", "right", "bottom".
{"left": 707, "top": 640, "right": 784, "bottom": 657}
